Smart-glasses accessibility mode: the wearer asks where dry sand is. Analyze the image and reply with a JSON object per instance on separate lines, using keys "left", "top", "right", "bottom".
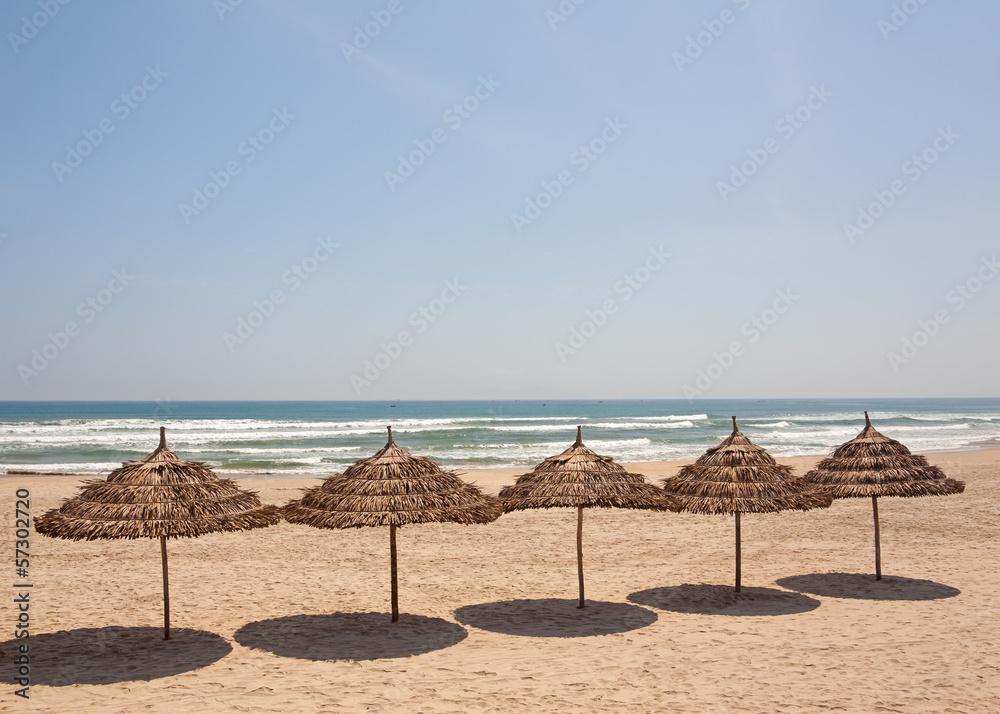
{"left": 2, "top": 449, "right": 998, "bottom": 713}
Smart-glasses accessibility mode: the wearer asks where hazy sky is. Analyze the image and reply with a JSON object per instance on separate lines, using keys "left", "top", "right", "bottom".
{"left": 1, "top": 1, "right": 997, "bottom": 400}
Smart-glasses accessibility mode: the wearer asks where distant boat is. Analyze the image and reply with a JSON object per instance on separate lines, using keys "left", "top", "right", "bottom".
{"left": 390, "top": 404, "right": 396, "bottom": 407}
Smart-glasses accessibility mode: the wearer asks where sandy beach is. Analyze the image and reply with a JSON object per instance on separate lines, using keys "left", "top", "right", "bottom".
{"left": 2, "top": 449, "right": 997, "bottom": 713}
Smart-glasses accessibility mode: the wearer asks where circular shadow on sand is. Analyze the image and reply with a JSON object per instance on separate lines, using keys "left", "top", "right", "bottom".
{"left": 776, "top": 573, "right": 961, "bottom": 601}
{"left": 453, "top": 598, "right": 657, "bottom": 637}
{"left": 628, "top": 584, "right": 821, "bottom": 616}
{"left": 0, "top": 627, "right": 231, "bottom": 686}
{"left": 234, "top": 612, "right": 467, "bottom": 661}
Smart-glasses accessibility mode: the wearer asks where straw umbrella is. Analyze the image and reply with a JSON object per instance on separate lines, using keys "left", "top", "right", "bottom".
{"left": 661, "top": 417, "right": 832, "bottom": 592}
{"left": 801, "top": 411, "right": 965, "bottom": 580}
{"left": 34, "top": 426, "right": 281, "bottom": 639}
{"left": 499, "top": 426, "right": 680, "bottom": 608}
{"left": 283, "top": 426, "right": 502, "bottom": 622}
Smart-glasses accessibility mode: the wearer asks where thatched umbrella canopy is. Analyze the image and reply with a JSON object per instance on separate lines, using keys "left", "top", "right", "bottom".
{"left": 284, "top": 426, "right": 502, "bottom": 622}
{"left": 499, "top": 426, "right": 680, "bottom": 608}
{"left": 801, "top": 411, "right": 965, "bottom": 580}
{"left": 35, "top": 427, "right": 280, "bottom": 639}
{"left": 661, "top": 417, "right": 832, "bottom": 592}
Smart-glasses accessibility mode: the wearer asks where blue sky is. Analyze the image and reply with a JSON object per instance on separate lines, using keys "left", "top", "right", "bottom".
{"left": 1, "top": 0, "right": 997, "bottom": 400}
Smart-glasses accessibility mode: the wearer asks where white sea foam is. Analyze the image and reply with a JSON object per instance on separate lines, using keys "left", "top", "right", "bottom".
{"left": 622, "top": 414, "right": 707, "bottom": 421}
{"left": 3, "top": 404, "right": 998, "bottom": 474}
{"left": 2, "top": 462, "right": 123, "bottom": 474}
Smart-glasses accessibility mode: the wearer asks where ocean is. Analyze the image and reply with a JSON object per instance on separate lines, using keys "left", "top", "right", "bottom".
{"left": 1, "top": 399, "right": 997, "bottom": 475}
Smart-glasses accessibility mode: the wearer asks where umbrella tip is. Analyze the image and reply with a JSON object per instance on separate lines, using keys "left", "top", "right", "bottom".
{"left": 864, "top": 411, "right": 871, "bottom": 427}
{"left": 387, "top": 425, "right": 394, "bottom": 445}
{"left": 575, "top": 425, "right": 582, "bottom": 445}
{"left": 731, "top": 416, "right": 738, "bottom": 432}
{"left": 158, "top": 426, "right": 166, "bottom": 448}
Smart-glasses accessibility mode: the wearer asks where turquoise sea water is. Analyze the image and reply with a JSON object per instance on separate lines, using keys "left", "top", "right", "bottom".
{"left": 1, "top": 399, "right": 997, "bottom": 475}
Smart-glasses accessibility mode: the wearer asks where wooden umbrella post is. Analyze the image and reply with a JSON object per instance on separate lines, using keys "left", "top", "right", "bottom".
{"left": 872, "top": 495, "right": 882, "bottom": 581}
{"left": 390, "top": 524, "right": 399, "bottom": 622}
{"left": 576, "top": 506, "right": 585, "bottom": 609}
{"left": 160, "top": 536, "right": 171, "bottom": 640}
{"left": 735, "top": 511, "right": 742, "bottom": 593}
{"left": 32, "top": 425, "right": 281, "bottom": 648}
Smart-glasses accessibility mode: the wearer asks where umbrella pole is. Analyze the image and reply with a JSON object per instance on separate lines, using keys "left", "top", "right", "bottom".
{"left": 872, "top": 495, "right": 882, "bottom": 581}
{"left": 735, "top": 511, "right": 741, "bottom": 593}
{"left": 390, "top": 524, "right": 399, "bottom": 622}
{"left": 576, "top": 506, "right": 585, "bottom": 609}
{"left": 160, "top": 536, "right": 171, "bottom": 640}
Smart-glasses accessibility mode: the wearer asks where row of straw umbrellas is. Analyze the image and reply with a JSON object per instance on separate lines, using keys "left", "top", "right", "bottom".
{"left": 35, "top": 414, "right": 964, "bottom": 639}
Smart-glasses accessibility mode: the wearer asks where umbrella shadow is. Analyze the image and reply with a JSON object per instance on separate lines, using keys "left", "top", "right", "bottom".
{"left": 776, "top": 573, "right": 961, "bottom": 601}
{"left": 628, "top": 584, "right": 821, "bottom": 616}
{"left": 234, "top": 612, "right": 468, "bottom": 661}
{"left": 0, "top": 627, "right": 231, "bottom": 686}
{"left": 453, "top": 598, "right": 657, "bottom": 637}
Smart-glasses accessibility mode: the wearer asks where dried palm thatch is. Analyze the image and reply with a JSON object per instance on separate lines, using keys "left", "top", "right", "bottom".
{"left": 35, "top": 427, "right": 280, "bottom": 639}
{"left": 802, "top": 411, "right": 965, "bottom": 499}
{"left": 499, "top": 426, "right": 680, "bottom": 608}
{"left": 35, "top": 430, "right": 280, "bottom": 540}
{"left": 284, "top": 426, "right": 502, "bottom": 621}
{"left": 801, "top": 411, "right": 965, "bottom": 580}
{"left": 661, "top": 417, "right": 832, "bottom": 592}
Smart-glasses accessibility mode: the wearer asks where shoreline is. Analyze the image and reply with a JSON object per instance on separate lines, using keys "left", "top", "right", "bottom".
{"left": 7, "top": 447, "right": 996, "bottom": 489}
